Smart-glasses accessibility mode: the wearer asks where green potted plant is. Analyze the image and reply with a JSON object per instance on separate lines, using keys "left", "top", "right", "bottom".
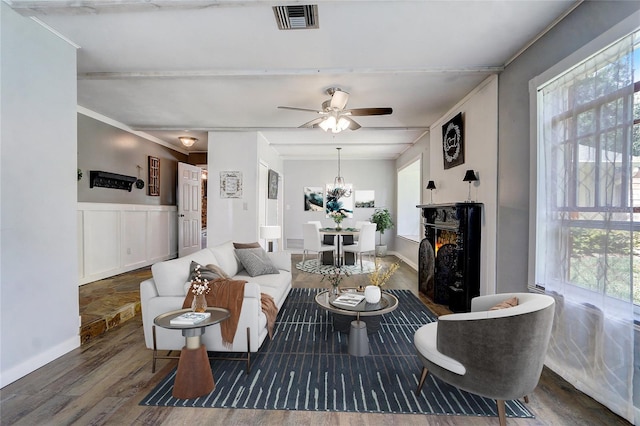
{"left": 370, "top": 208, "right": 394, "bottom": 257}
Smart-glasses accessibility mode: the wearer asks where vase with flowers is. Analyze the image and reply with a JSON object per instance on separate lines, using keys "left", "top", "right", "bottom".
{"left": 329, "top": 210, "right": 346, "bottom": 231}
{"left": 190, "top": 265, "right": 210, "bottom": 312}
{"left": 365, "top": 259, "right": 400, "bottom": 303}
{"left": 322, "top": 267, "right": 350, "bottom": 296}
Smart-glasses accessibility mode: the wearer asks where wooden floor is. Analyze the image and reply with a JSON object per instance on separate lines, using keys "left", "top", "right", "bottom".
{"left": 1, "top": 255, "right": 629, "bottom": 425}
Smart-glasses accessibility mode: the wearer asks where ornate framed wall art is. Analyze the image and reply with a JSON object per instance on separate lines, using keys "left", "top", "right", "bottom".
{"left": 442, "top": 112, "right": 464, "bottom": 169}
{"left": 148, "top": 156, "right": 160, "bottom": 196}
{"left": 220, "top": 171, "right": 243, "bottom": 198}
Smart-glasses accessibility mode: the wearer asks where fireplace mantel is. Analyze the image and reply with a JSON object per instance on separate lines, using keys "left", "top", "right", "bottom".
{"left": 417, "top": 202, "right": 482, "bottom": 312}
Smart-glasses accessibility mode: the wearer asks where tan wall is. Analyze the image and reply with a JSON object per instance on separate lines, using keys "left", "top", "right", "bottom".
{"left": 77, "top": 113, "right": 187, "bottom": 206}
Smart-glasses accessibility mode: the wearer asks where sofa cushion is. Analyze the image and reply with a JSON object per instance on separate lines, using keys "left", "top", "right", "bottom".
{"left": 209, "top": 240, "right": 242, "bottom": 277}
{"left": 267, "top": 251, "right": 292, "bottom": 271}
{"left": 235, "top": 248, "right": 280, "bottom": 277}
{"left": 152, "top": 249, "right": 217, "bottom": 296}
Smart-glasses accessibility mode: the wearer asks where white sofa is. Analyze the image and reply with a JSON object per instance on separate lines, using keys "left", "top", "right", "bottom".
{"left": 140, "top": 240, "right": 292, "bottom": 371}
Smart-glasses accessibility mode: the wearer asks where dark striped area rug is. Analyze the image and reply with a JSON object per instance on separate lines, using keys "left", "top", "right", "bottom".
{"left": 140, "top": 289, "right": 534, "bottom": 419}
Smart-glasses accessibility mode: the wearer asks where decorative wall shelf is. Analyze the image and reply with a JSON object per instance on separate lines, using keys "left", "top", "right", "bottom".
{"left": 90, "top": 171, "right": 137, "bottom": 192}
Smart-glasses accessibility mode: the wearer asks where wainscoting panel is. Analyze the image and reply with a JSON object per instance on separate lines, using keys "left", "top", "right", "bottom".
{"left": 78, "top": 203, "right": 178, "bottom": 286}
{"left": 123, "top": 210, "right": 148, "bottom": 269}
{"left": 85, "top": 209, "right": 121, "bottom": 279}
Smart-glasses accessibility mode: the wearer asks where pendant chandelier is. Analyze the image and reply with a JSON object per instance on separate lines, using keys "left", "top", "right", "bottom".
{"left": 332, "top": 147, "right": 352, "bottom": 199}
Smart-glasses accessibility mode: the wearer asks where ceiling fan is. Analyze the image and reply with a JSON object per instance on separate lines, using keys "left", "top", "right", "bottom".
{"left": 278, "top": 87, "right": 393, "bottom": 133}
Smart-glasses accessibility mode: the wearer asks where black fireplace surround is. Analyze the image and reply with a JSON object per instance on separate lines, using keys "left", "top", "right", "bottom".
{"left": 417, "top": 203, "right": 482, "bottom": 312}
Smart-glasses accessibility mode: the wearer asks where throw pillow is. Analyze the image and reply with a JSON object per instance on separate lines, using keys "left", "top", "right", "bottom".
{"left": 205, "top": 263, "right": 230, "bottom": 279}
{"left": 189, "top": 261, "right": 222, "bottom": 282}
{"left": 233, "top": 241, "right": 261, "bottom": 249}
{"left": 489, "top": 296, "right": 519, "bottom": 311}
{"left": 235, "top": 248, "right": 280, "bottom": 277}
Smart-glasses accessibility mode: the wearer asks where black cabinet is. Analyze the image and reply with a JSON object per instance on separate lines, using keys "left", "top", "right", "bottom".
{"left": 417, "top": 203, "right": 482, "bottom": 312}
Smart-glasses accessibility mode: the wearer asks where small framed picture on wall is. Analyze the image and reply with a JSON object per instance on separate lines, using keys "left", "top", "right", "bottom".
{"left": 268, "top": 169, "right": 279, "bottom": 199}
{"left": 442, "top": 112, "right": 464, "bottom": 169}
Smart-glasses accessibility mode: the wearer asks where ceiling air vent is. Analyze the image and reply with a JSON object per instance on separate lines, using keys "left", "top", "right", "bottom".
{"left": 273, "top": 5, "right": 318, "bottom": 30}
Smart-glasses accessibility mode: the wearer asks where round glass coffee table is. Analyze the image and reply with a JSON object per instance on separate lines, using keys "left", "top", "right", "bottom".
{"left": 314, "top": 289, "right": 398, "bottom": 356}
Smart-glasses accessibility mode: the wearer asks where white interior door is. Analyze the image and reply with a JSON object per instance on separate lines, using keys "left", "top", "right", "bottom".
{"left": 178, "top": 162, "right": 202, "bottom": 257}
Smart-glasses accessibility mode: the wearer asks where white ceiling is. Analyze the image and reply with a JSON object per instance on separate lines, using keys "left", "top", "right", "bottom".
{"left": 7, "top": 0, "right": 578, "bottom": 159}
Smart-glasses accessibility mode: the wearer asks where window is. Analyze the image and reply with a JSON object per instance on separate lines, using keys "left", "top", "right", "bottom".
{"left": 532, "top": 27, "right": 638, "bottom": 422}
{"left": 535, "top": 30, "right": 639, "bottom": 305}
{"left": 397, "top": 157, "right": 422, "bottom": 241}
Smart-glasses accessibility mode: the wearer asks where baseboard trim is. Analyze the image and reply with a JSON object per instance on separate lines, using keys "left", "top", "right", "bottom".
{"left": 0, "top": 335, "right": 80, "bottom": 388}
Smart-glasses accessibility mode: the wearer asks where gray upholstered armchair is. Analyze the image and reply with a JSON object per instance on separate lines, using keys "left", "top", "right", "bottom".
{"left": 414, "top": 292, "right": 555, "bottom": 426}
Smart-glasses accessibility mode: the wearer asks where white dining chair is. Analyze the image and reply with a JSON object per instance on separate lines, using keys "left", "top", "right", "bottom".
{"left": 302, "top": 223, "right": 336, "bottom": 263}
{"left": 353, "top": 220, "right": 371, "bottom": 242}
{"left": 307, "top": 220, "right": 322, "bottom": 229}
{"left": 342, "top": 223, "right": 376, "bottom": 270}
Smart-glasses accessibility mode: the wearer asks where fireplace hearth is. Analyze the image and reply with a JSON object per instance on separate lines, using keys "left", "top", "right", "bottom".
{"left": 417, "top": 203, "right": 482, "bottom": 312}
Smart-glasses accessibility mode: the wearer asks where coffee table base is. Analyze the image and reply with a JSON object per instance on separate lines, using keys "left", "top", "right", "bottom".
{"left": 348, "top": 320, "right": 369, "bottom": 357}
{"left": 173, "top": 344, "right": 214, "bottom": 399}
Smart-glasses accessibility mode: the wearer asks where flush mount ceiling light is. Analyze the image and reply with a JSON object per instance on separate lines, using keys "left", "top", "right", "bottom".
{"left": 179, "top": 136, "right": 197, "bottom": 147}
{"left": 332, "top": 147, "right": 352, "bottom": 199}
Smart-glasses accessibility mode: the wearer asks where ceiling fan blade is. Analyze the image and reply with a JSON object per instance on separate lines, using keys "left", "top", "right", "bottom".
{"left": 347, "top": 107, "right": 393, "bottom": 116}
{"left": 278, "top": 106, "right": 322, "bottom": 113}
{"left": 299, "top": 117, "right": 326, "bottom": 128}
{"left": 343, "top": 116, "right": 361, "bottom": 130}
{"left": 330, "top": 90, "right": 349, "bottom": 110}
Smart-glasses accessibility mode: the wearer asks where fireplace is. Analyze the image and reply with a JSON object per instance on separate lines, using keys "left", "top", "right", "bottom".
{"left": 417, "top": 203, "right": 482, "bottom": 312}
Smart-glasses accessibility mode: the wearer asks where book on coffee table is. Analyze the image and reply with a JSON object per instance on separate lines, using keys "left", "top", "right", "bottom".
{"left": 170, "top": 311, "right": 211, "bottom": 325}
{"left": 331, "top": 293, "right": 365, "bottom": 308}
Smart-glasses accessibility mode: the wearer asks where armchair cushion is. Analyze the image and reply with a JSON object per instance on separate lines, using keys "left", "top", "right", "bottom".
{"left": 414, "top": 323, "right": 466, "bottom": 375}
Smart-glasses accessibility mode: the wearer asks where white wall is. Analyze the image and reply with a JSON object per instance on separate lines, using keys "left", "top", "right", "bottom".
{"left": 207, "top": 131, "right": 284, "bottom": 247}
{"left": 258, "top": 132, "right": 284, "bottom": 228}
{"left": 283, "top": 159, "right": 396, "bottom": 248}
{"left": 1, "top": 3, "right": 79, "bottom": 386}
{"left": 428, "top": 76, "right": 499, "bottom": 296}
{"left": 395, "top": 132, "right": 430, "bottom": 269}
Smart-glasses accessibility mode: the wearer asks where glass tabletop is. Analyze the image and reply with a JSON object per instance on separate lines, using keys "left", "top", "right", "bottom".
{"left": 154, "top": 307, "right": 230, "bottom": 330}
{"left": 314, "top": 289, "right": 398, "bottom": 317}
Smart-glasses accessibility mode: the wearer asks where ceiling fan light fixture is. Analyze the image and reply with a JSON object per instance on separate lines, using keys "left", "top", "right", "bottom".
{"left": 319, "top": 114, "right": 350, "bottom": 133}
{"left": 320, "top": 115, "right": 336, "bottom": 132}
{"left": 337, "top": 117, "right": 350, "bottom": 132}
{"left": 179, "top": 136, "right": 197, "bottom": 147}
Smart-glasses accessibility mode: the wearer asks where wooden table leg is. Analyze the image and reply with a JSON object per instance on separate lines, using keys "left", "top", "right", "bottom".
{"left": 172, "top": 343, "right": 214, "bottom": 399}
